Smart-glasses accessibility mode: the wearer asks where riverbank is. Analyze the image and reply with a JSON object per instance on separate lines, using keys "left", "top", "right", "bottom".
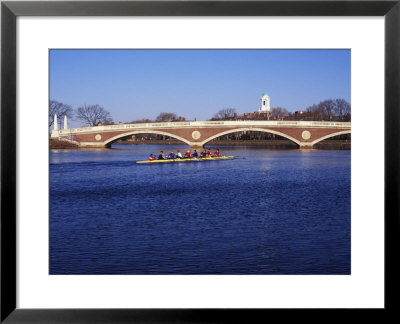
{"left": 116, "top": 139, "right": 351, "bottom": 150}
{"left": 314, "top": 140, "right": 351, "bottom": 150}
{"left": 49, "top": 138, "right": 350, "bottom": 150}
{"left": 49, "top": 139, "right": 79, "bottom": 149}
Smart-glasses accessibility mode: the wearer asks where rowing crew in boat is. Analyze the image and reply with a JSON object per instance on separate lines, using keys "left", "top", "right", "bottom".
{"left": 150, "top": 149, "right": 221, "bottom": 161}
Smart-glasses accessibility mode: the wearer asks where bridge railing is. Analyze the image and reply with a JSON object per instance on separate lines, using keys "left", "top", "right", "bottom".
{"left": 52, "top": 120, "right": 351, "bottom": 136}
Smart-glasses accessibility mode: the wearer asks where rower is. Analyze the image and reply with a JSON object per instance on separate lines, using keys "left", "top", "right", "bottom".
{"left": 158, "top": 151, "right": 165, "bottom": 160}
{"left": 176, "top": 150, "right": 183, "bottom": 159}
{"left": 213, "top": 149, "right": 221, "bottom": 157}
{"left": 184, "top": 150, "right": 191, "bottom": 158}
{"left": 148, "top": 154, "right": 156, "bottom": 161}
{"left": 167, "top": 152, "right": 176, "bottom": 159}
{"left": 191, "top": 150, "right": 199, "bottom": 158}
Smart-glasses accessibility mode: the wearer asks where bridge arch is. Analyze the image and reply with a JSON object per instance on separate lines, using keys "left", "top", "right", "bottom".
{"left": 310, "top": 130, "right": 351, "bottom": 146}
{"left": 199, "top": 127, "right": 302, "bottom": 146}
{"left": 103, "top": 130, "right": 192, "bottom": 147}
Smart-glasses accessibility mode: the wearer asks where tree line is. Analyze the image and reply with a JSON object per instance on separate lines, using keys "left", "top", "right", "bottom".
{"left": 50, "top": 100, "right": 188, "bottom": 131}
{"left": 128, "top": 112, "right": 186, "bottom": 124}
{"left": 210, "top": 99, "right": 351, "bottom": 122}
{"left": 49, "top": 100, "right": 114, "bottom": 130}
{"left": 50, "top": 98, "right": 350, "bottom": 131}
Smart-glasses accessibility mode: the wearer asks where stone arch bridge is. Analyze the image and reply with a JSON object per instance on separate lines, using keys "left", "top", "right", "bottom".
{"left": 51, "top": 120, "right": 351, "bottom": 149}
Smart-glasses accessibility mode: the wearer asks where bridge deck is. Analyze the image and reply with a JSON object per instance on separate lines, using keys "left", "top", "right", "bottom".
{"left": 55, "top": 120, "right": 351, "bottom": 135}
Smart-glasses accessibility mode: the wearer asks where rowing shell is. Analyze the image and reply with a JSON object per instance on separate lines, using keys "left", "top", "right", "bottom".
{"left": 136, "top": 156, "right": 235, "bottom": 164}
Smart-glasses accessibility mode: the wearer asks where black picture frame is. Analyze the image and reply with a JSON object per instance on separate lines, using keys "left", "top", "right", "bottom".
{"left": 1, "top": 0, "right": 399, "bottom": 322}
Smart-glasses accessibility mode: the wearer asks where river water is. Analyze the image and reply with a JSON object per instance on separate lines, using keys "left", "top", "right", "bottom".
{"left": 50, "top": 145, "right": 351, "bottom": 274}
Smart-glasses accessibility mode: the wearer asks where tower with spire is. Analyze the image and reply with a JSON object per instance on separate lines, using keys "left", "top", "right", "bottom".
{"left": 259, "top": 92, "right": 271, "bottom": 112}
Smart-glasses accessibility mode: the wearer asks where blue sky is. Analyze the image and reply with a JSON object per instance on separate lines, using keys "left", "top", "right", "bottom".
{"left": 50, "top": 49, "right": 350, "bottom": 127}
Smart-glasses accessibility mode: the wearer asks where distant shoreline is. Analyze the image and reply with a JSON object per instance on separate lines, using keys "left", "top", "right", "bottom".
{"left": 117, "top": 139, "right": 350, "bottom": 150}
{"left": 49, "top": 138, "right": 350, "bottom": 150}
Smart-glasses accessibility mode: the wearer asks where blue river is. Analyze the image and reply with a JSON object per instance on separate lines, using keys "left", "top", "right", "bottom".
{"left": 49, "top": 145, "right": 351, "bottom": 275}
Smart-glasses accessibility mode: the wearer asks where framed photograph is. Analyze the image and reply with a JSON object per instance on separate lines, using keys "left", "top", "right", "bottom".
{"left": 1, "top": 0, "right": 399, "bottom": 322}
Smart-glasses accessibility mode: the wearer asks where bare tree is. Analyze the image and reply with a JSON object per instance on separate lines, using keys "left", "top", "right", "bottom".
{"left": 306, "top": 103, "right": 324, "bottom": 120}
{"left": 49, "top": 100, "right": 73, "bottom": 130}
{"left": 319, "top": 100, "right": 336, "bottom": 120}
{"left": 305, "top": 99, "right": 351, "bottom": 121}
{"left": 212, "top": 108, "right": 237, "bottom": 120}
{"left": 334, "top": 99, "right": 351, "bottom": 121}
{"left": 155, "top": 112, "right": 178, "bottom": 122}
{"left": 271, "top": 107, "right": 289, "bottom": 120}
{"left": 75, "top": 104, "right": 113, "bottom": 126}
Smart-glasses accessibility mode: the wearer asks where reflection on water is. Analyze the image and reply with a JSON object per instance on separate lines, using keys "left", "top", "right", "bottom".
{"left": 50, "top": 145, "right": 351, "bottom": 274}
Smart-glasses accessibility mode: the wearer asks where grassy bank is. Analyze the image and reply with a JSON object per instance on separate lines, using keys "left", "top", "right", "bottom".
{"left": 49, "top": 139, "right": 79, "bottom": 149}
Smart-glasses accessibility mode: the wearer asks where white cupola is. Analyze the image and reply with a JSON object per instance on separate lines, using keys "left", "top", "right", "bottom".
{"left": 260, "top": 93, "right": 271, "bottom": 112}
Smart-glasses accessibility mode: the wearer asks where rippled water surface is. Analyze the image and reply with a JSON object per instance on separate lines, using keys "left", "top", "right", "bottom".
{"left": 50, "top": 145, "right": 351, "bottom": 274}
